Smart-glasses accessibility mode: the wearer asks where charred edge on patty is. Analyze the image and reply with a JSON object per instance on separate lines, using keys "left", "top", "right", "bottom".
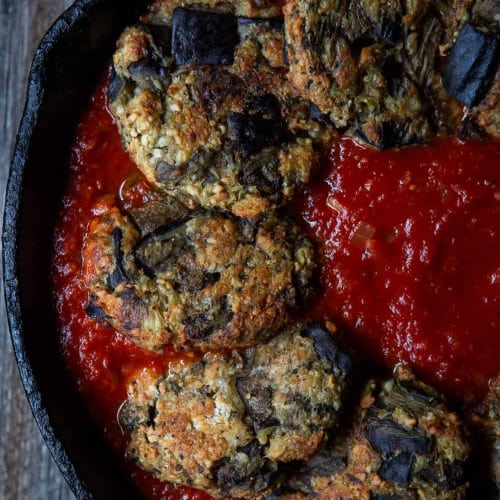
{"left": 107, "top": 227, "right": 128, "bottom": 290}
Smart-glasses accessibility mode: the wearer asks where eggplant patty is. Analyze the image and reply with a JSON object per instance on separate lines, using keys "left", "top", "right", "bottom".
{"left": 108, "top": 0, "right": 326, "bottom": 218}
{"left": 269, "top": 365, "right": 471, "bottom": 499}
{"left": 120, "top": 322, "right": 352, "bottom": 499}
{"left": 284, "top": 0, "right": 500, "bottom": 149}
{"left": 82, "top": 199, "right": 316, "bottom": 352}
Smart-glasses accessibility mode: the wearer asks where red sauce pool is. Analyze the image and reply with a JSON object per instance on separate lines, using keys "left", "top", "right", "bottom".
{"left": 291, "top": 136, "right": 500, "bottom": 399}
{"left": 52, "top": 76, "right": 500, "bottom": 498}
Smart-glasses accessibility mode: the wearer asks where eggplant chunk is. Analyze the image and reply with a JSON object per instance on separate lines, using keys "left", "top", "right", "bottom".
{"left": 128, "top": 53, "right": 167, "bottom": 80}
{"left": 107, "top": 228, "right": 128, "bottom": 290}
{"left": 107, "top": 67, "right": 124, "bottom": 103}
{"left": 228, "top": 94, "right": 287, "bottom": 156}
{"left": 85, "top": 300, "right": 108, "bottom": 322}
{"left": 378, "top": 451, "right": 415, "bottom": 485}
{"left": 366, "top": 418, "right": 432, "bottom": 455}
{"left": 146, "top": 24, "right": 172, "bottom": 55}
{"left": 443, "top": 23, "right": 500, "bottom": 107}
{"left": 302, "top": 322, "right": 352, "bottom": 378}
{"left": 228, "top": 112, "right": 285, "bottom": 156}
{"left": 172, "top": 8, "right": 239, "bottom": 66}
{"left": 127, "top": 196, "right": 189, "bottom": 237}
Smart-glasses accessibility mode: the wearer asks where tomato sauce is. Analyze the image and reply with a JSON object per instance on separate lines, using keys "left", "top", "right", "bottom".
{"left": 52, "top": 74, "right": 499, "bottom": 499}
{"left": 291, "top": 137, "right": 500, "bottom": 399}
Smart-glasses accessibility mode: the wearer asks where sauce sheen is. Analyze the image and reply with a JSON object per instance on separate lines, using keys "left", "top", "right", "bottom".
{"left": 291, "top": 137, "right": 500, "bottom": 398}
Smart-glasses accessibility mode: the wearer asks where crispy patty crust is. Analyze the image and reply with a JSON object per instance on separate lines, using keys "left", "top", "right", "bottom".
{"left": 120, "top": 323, "right": 352, "bottom": 498}
{"left": 82, "top": 201, "right": 316, "bottom": 352}
{"left": 271, "top": 366, "right": 471, "bottom": 499}
{"left": 109, "top": 0, "right": 327, "bottom": 217}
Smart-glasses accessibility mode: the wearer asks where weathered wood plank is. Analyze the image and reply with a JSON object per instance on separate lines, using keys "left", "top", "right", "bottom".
{"left": 0, "top": 1, "right": 75, "bottom": 499}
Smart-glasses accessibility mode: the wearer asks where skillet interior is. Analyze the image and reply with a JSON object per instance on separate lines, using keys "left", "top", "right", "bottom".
{"left": 3, "top": 1, "right": 150, "bottom": 498}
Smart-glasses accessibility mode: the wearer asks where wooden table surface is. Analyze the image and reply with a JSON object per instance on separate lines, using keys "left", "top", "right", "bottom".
{"left": 1, "top": 1, "right": 75, "bottom": 499}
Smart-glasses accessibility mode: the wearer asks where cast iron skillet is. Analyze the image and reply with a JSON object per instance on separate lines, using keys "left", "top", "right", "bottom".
{"left": 3, "top": 1, "right": 151, "bottom": 498}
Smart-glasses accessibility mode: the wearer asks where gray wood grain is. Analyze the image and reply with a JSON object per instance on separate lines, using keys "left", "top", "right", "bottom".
{"left": 0, "top": 1, "right": 76, "bottom": 499}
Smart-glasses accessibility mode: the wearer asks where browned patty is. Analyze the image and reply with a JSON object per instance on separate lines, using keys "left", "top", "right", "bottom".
{"left": 120, "top": 322, "right": 352, "bottom": 498}
{"left": 108, "top": 0, "right": 334, "bottom": 218}
{"left": 284, "top": 0, "right": 499, "bottom": 148}
{"left": 270, "top": 365, "right": 471, "bottom": 499}
{"left": 82, "top": 200, "right": 316, "bottom": 352}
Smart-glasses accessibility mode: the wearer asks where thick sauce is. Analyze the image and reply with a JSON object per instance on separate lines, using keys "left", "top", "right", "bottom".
{"left": 52, "top": 77, "right": 499, "bottom": 498}
{"left": 291, "top": 137, "right": 500, "bottom": 399}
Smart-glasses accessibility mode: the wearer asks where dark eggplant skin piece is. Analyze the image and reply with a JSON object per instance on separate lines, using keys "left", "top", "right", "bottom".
{"left": 172, "top": 7, "right": 239, "bottom": 66}
{"left": 145, "top": 23, "right": 172, "bottom": 55}
{"left": 228, "top": 94, "right": 287, "bottom": 157}
{"left": 302, "top": 322, "right": 352, "bottom": 378}
{"left": 443, "top": 23, "right": 500, "bottom": 107}
{"left": 228, "top": 112, "right": 285, "bottom": 156}
{"left": 107, "top": 227, "right": 129, "bottom": 290}
{"left": 127, "top": 196, "right": 190, "bottom": 237}
{"left": 128, "top": 52, "right": 168, "bottom": 79}
{"left": 366, "top": 418, "right": 432, "bottom": 455}
{"left": 378, "top": 451, "right": 415, "bottom": 485}
{"left": 85, "top": 300, "right": 108, "bottom": 322}
{"left": 108, "top": 66, "right": 125, "bottom": 103}
{"left": 374, "top": 17, "right": 402, "bottom": 46}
